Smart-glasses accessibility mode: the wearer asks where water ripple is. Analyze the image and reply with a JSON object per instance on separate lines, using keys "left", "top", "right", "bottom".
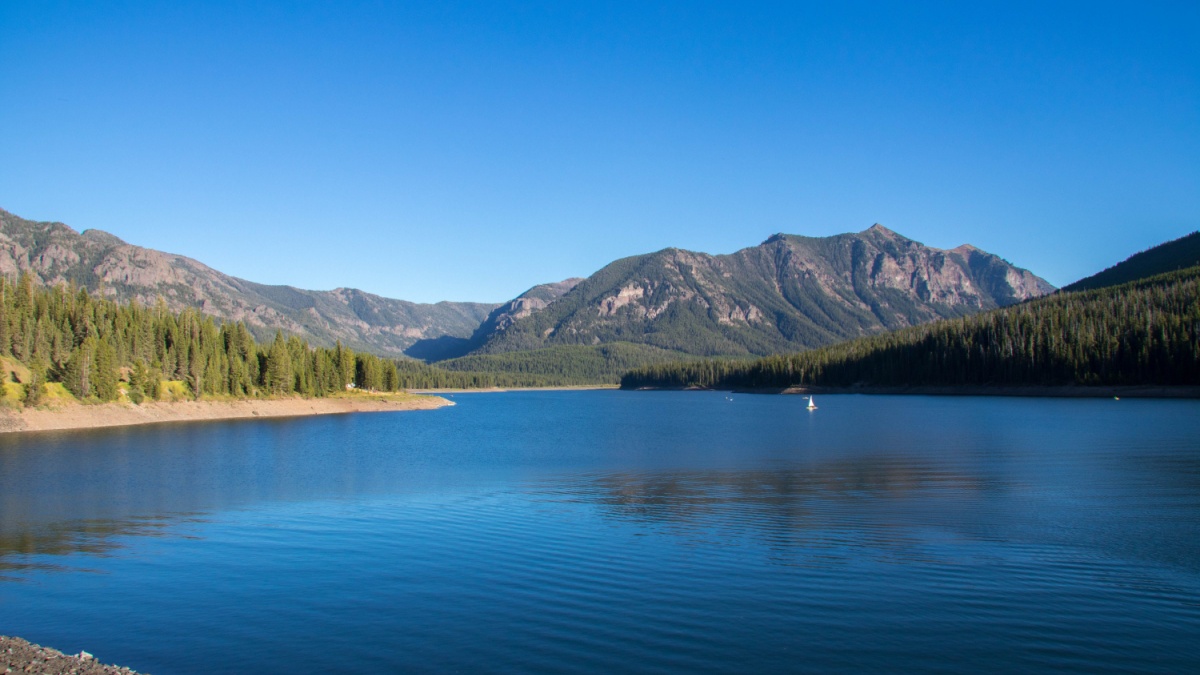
{"left": 1, "top": 393, "right": 1198, "bottom": 673}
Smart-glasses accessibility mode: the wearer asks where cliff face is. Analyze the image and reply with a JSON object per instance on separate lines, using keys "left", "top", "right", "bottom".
{"left": 479, "top": 278, "right": 585, "bottom": 334}
{"left": 0, "top": 209, "right": 497, "bottom": 357}
{"left": 402, "top": 278, "right": 584, "bottom": 361}
{"left": 467, "top": 224, "right": 1055, "bottom": 357}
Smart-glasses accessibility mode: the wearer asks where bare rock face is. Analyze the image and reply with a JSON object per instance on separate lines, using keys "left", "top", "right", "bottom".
{"left": 0, "top": 209, "right": 497, "bottom": 357}
{"left": 488, "top": 278, "right": 584, "bottom": 330}
{"left": 402, "top": 278, "right": 584, "bottom": 361}
{"left": 471, "top": 224, "right": 1055, "bottom": 357}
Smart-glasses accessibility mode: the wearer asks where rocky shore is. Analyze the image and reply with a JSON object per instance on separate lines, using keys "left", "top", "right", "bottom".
{"left": 0, "top": 393, "right": 452, "bottom": 434}
{"left": 1, "top": 636, "right": 143, "bottom": 675}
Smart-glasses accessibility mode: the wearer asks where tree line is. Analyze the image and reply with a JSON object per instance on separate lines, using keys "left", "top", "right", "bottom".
{"left": 437, "top": 342, "right": 698, "bottom": 384}
{"left": 0, "top": 273, "right": 575, "bottom": 406}
{"left": 620, "top": 266, "right": 1200, "bottom": 390}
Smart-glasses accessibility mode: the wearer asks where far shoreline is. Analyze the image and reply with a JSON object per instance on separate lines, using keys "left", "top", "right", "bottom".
{"left": 407, "top": 384, "right": 618, "bottom": 394}
{"left": 0, "top": 393, "right": 453, "bottom": 435}
{"left": 626, "top": 384, "right": 1200, "bottom": 399}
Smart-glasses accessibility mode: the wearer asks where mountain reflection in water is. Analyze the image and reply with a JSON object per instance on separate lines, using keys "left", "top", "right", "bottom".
{"left": 522, "top": 460, "right": 1012, "bottom": 566}
{"left": 1, "top": 392, "right": 1198, "bottom": 674}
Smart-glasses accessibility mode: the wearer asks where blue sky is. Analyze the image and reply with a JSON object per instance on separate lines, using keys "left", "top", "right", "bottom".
{"left": 1, "top": 1, "right": 1196, "bottom": 303}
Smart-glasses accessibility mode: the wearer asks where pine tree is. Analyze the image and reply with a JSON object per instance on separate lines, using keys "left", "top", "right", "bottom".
{"left": 22, "top": 365, "right": 45, "bottom": 408}
{"left": 128, "top": 359, "right": 150, "bottom": 404}
{"left": 63, "top": 336, "right": 95, "bottom": 399}
{"left": 92, "top": 339, "right": 119, "bottom": 402}
{"left": 265, "top": 331, "right": 293, "bottom": 394}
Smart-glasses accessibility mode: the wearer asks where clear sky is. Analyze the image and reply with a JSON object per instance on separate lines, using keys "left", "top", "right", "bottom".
{"left": 1, "top": 1, "right": 1196, "bottom": 303}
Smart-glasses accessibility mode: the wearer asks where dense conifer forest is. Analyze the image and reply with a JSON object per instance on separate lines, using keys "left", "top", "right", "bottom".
{"left": 437, "top": 343, "right": 699, "bottom": 383}
{"left": 0, "top": 273, "right": 580, "bottom": 407}
{"left": 620, "top": 266, "right": 1200, "bottom": 391}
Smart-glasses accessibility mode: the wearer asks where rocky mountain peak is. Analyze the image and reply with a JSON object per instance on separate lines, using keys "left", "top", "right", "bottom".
{"left": 81, "top": 229, "right": 127, "bottom": 247}
{"left": 0, "top": 207, "right": 1057, "bottom": 364}
{"left": 469, "top": 224, "right": 1055, "bottom": 358}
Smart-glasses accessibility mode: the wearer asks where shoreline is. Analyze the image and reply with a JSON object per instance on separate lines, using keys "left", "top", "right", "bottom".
{"left": 0, "top": 393, "right": 452, "bottom": 435}
{"left": 630, "top": 384, "right": 1200, "bottom": 399}
{"left": 407, "top": 384, "right": 618, "bottom": 394}
{"left": 1, "top": 635, "right": 142, "bottom": 674}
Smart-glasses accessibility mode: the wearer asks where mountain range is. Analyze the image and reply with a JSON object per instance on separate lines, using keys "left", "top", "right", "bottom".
{"left": 0, "top": 208, "right": 497, "bottom": 357}
{"left": 434, "top": 225, "right": 1053, "bottom": 359}
{"left": 0, "top": 207, "right": 1053, "bottom": 361}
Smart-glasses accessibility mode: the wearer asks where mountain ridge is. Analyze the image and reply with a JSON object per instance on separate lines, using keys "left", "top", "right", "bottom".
{"left": 0, "top": 208, "right": 498, "bottom": 357}
{"left": 0, "top": 207, "right": 1054, "bottom": 363}
{"left": 1060, "top": 231, "right": 1200, "bottom": 293}
{"left": 462, "top": 223, "right": 1053, "bottom": 358}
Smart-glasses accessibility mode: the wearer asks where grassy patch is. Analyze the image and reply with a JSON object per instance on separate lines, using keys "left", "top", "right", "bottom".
{"left": 0, "top": 357, "right": 31, "bottom": 385}
{"left": 159, "top": 380, "right": 191, "bottom": 402}
{"left": 43, "top": 383, "right": 77, "bottom": 405}
{"left": 1, "top": 381, "right": 23, "bottom": 410}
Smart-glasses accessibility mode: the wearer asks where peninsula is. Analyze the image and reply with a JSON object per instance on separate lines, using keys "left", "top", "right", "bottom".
{"left": 0, "top": 392, "right": 452, "bottom": 434}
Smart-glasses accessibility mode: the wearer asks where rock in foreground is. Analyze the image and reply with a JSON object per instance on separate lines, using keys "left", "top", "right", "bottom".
{"left": 1, "top": 636, "right": 145, "bottom": 675}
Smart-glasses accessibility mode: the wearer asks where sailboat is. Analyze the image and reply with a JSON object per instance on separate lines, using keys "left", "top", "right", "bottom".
{"left": 807, "top": 395, "right": 817, "bottom": 410}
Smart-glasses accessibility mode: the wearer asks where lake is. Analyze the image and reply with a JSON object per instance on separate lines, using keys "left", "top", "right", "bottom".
{"left": 2, "top": 391, "right": 1198, "bottom": 673}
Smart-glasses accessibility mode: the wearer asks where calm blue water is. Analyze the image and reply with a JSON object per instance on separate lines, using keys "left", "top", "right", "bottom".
{"left": 1, "top": 391, "right": 1198, "bottom": 673}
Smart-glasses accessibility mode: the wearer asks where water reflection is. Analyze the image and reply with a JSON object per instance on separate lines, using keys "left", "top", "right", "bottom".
{"left": 4, "top": 393, "right": 1199, "bottom": 579}
{"left": 0, "top": 415, "right": 418, "bottom": 532}
{"left": 0, "top": 515, "right": 189, "bottom": 577}
{"left": 2, "top": 393, "right": 1199, "bottom": 674}
{"left": 525, "top": 457, "right": 1011, "bottom": 565}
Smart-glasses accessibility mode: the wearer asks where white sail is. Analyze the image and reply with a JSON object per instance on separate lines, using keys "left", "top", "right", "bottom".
{"left": 807, "top": 396, "right": 817, "bottom": 410}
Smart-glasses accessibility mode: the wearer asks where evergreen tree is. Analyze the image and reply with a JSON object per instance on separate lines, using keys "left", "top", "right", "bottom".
{"left": 92, "top": 339, "right": 119, "bottom": 401}
{"left": 265, "top": 331, "right": 294, "bottom": 394}
{"left": 62, "top": 336, "right": 95, "bottom": 399}
{"left": 22, "top": 365, "right": 45, "bottom": 408}
{"left": 128, "top": 359, "right": 150, "bottom": 404}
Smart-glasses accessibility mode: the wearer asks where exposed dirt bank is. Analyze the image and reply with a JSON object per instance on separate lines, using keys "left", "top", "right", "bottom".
{"left": 0, "top": 394, "right": 452, "bottom": 434}
{"left": 1, "top": 636, "right": 144, "bottom": 674}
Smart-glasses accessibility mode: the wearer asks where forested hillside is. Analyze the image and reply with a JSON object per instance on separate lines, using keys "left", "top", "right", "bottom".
{"left": 0, "top": 273, "right": 581, "bottom": 406}
{"left": 1060, "top": 231, "right": 1200, "bottom": 293}
{"left": 438, "top": 343, "right": 700, "bottom": 384}
{"left": 621, "top": 266, "right": 1200, "bottom": 390}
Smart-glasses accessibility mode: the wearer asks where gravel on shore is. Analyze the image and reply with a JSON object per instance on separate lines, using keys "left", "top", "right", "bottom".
{"left": 1, "top": 636, "right": 144, "bottom": 675}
